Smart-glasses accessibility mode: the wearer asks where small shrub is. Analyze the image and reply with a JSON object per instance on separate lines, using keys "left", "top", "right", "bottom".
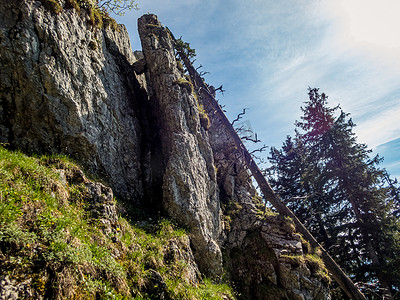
{"left": 305, "top": 254, "right": 331, "bottom": 284}
{"left": 102, "top": 15, "right": 119, "bottom": 31}
{"left": 197, "top": 103, "right": 209, "bottom": 126}
{"left": 42, "top": 0, "right": 121, "bottom": 31}
{"left": 173, "top": 78, "right": 194, "bottom": 93}
{"left": 280, "top": 254, "right": 304, "bottom": 267}
{"left": 64, "top": 0, "right": 80, "bottom": 12}
{"left": 88, "top": 7, "right": 103, "bottom": 28}
{"left": 222, "top": 201, "right": 243, "bottom": 230}
{"left": 40, "top": 0, "right": 63, "bottom": 14}
{"left": 279, "top": 215, "right": 296, "bottom": 234}
{"left": 174, "top": 38, "right": 196, "bottom": 60}
{"left": 176, "top": 60, "right": 184, "bottom": 72}
{"left": 300, "top": 235, "right": 311, "bottom": 254}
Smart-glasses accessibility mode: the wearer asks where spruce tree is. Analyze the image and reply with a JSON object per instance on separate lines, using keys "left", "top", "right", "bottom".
{"left": 268, "top": 88, "right": 400, "bottom": 297}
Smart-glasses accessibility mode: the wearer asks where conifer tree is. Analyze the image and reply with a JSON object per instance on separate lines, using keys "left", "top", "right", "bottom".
{"left": 268, "top": 88, "right": 400, "bottom": 297}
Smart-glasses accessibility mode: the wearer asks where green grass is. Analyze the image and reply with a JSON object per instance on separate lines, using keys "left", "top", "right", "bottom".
{"left": 0, "top": 146, "right": 235, "bottom": 299}
{"left": 173, "top": 78, "right": 194, "bottom": 93}
{"left": 305, "top": 254, "right": 331, "bottom": 284}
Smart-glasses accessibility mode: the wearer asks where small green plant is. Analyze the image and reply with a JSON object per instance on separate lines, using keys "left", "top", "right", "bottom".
{"left": 300, "top": 235, "right": 311, "bottom": 254}
{"left": 173, "top": 77, "right": 194, "bottom": 93}
{"left": 40, "top": 0, "right": 127, "bottom": 30}
{"left": 88, "top": 6, "right": 103, "bottom": 28}
{"left": 102, "top": 15, "right": 119, "bottom": 31}
{"left": 222, "top": 201, "right": 243, "bottom": 231}
{"left": 305, "top": 254, "right": 331, "bottom": 284}
{"left": 175, "top": 38, "right": 196, "bottom": 60}
{"left": 176, "top": 60, "right": 184, "bottom": 72}
{"left": 65, "top": 0, "right": 80, "bottom": 12}
{"left": 278, "top": 215, "right": 296, "bottom": 234}
{"left": 280, "top": 254, "right": 304, "bottom": 267}
{"left": 198, "top": 103, "right": 210, "bottom": 130}
{"left": 251, "top": 194, "right": 274, "bottom": 217}
{"left": 224, "top": 201, "right": 242, "bottom": 217}
{"left": 40, "top": 0, "right": 63, "bottom": 14}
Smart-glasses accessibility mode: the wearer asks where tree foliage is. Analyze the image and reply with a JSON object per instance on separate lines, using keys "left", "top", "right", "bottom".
{"left": 268, "top": 88, "right": 400, "bottom": 298}
{"left": 97, "top": 0, "right": 138, "bottom": 16}
{"left": 174, "top": 38, "right": 196, "bottom": 62}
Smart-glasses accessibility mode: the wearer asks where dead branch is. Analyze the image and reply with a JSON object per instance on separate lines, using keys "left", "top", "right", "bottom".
{"left": 231, "top": 108, "right": 247, "bottom": 126}
{"left": 199, "top": 71, "right": 210, "bottom": 77}
{"left": 215, "top": 85, "right": 225, "bottom": 95}
{"left": 241, "top": 133, "right": 261, "bottom": 143}
{"left": 250, "top": 144, "right": 268, "bottom": 154}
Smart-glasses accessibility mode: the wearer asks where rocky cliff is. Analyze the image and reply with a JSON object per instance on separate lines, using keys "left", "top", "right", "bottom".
{"left": 0, "top": 1, "right": 330, "bottom": 298}
{"left": 0, "top": 0, "right": 146, "bottom": 204}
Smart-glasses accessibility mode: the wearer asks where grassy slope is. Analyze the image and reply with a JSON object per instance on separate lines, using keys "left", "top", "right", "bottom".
{"left": 0, "top": 146, "right": 234, "bottom": 299}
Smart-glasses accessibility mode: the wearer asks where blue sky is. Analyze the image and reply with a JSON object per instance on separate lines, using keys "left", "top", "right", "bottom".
{"left": 115, "top": 0, "right": 400, "bottom": 179}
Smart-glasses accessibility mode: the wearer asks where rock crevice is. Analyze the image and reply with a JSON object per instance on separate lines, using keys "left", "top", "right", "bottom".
{"left": 138, "top": 14, "right": 222, "bottom": 277}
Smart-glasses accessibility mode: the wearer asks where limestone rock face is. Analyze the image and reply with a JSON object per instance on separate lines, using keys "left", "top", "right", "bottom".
{"left": 0, "top": 276, "right": 40, "bottom": 300}
{"left": 0, "top": 0, "right": 145, "bottom": 202}
{"left": 86, "top": 182, "right": 118, "bottom": 224}
{"left": 138, "top": 14, "right": 222, "bottom": 277}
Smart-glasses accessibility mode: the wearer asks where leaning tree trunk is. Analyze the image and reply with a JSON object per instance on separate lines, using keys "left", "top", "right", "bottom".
{"left": 164, "top": 26, "right": 366, "bottom": 300}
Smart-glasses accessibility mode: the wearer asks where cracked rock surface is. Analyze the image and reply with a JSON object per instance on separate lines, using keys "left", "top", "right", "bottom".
{"left": 0, "top": 0, "right": 144, "bottom": 202}
{"left": 138, "top": 14, "right": 223, "bottom": 278}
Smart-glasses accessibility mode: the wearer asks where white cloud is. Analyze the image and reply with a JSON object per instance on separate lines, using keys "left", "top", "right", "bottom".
{"left": 354, "top": 105, "right": 400, "bottom": 149}
{"left": 340, "top": 0, "right": 400, "bottom": 49}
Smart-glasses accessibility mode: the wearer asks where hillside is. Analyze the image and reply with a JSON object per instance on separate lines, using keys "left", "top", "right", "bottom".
{"left": 0, "top": 146, "right": 235, "bottom": 299}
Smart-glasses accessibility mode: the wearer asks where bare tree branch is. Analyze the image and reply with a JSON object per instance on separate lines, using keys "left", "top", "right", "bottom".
{"left": 215, "top": 85, "right": 225, "bottom": 95}
{"left": 199, "top": 71, "right": 210, "bottom": 77}
{"left": 250, "top": 144, "right": 268, "bottom": 154}
{"left": 241, "top": 133, "right": 261, "bottom": 143}
{"left": 231, "top": 108, "right": 248, "bottom": 126}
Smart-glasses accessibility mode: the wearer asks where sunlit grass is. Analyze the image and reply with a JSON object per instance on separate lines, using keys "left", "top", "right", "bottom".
{"left": 0, "top": 146, "right": 235, "bottom": 299}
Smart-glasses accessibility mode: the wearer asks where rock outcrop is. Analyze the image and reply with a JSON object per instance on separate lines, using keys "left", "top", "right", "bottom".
{"left": 0, "top": 0, "right": 145, "bottom": 202}
{"left": 137, "top": 14, "right": 222, "bottom": 277}
{"left": 0, "top": 1, "right": 330, "bottom": 298}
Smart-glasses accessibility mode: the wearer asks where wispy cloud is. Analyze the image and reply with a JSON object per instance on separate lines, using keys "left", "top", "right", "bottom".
{"left": 354, "top": 106, "right": 400, "bottom": 149}
{"left": 247, "top": 0, "right": 400, "bottom": 151}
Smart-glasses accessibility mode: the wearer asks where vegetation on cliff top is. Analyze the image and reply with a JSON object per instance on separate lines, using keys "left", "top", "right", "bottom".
{"left": 0, "top": 146, "right": 235, "bottom": 299}
{"left": 40, "top": 0, "right": 138, "bottom": 30}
